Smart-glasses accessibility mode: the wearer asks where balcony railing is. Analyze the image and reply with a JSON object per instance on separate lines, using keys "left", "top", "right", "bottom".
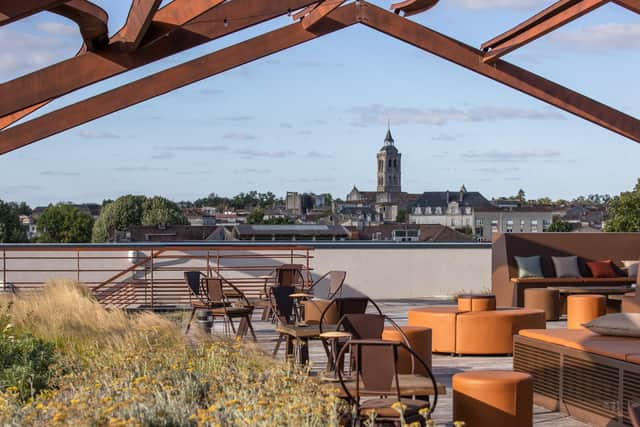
{"left": 0, "top": 241, "right": 491, "bottom": 309}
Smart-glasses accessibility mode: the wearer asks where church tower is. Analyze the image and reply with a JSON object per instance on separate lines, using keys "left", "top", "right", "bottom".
{"left": 376, "top": 127, "right": 401, "bottom": 193}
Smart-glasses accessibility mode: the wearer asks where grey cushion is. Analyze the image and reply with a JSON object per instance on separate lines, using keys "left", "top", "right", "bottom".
{"left": 584, "top": 313, "right": 640, "bottom": 337}
{"left": 622, "top": 260, "right": 639, "bottom": 278}
{"left": 514, "top": 256, "right": 543, "bottom": 278}
{"left": 552, "top": 256, "right": 582, "bottom": 278}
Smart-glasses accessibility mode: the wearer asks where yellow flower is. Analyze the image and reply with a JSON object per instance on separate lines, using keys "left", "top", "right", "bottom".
{"left": 453, "top": 422, "right": 466, "bottom": 427}
{"left": 391, "top": 401, "right": 407, "bottom": 413}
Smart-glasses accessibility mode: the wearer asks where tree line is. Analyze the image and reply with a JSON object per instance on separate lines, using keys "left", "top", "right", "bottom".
{"left": 1, "top": 182, "right": 639, "bottom": 243}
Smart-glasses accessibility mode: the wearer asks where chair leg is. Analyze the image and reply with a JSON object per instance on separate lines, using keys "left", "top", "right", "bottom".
{"left": 185, "top": 308, "right": 196, "bottom": 333}
{"left": 247, "top": 318, "right": 257, "bottom": 342}
{"left": 273, "top": 333, "right": 285, "bottom": 357}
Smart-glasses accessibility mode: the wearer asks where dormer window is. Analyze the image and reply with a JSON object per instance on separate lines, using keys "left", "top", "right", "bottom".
{"left": 435, "top": 207, "right": 442, "bottom": 215}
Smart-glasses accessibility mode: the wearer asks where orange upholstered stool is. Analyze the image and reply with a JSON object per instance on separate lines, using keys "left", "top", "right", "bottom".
{"left": 453, "top": 370, "right": 533, "bottom": 427}
{"left": 457, "top": 294, "right": 496, "bottom": 312}
{"left": 382, "top": 326, "right": 431, "bottom": 375}
{"left": 524, "top": 288, "right": 560, "bottom": 321}
{"left": 567, "top": 294, "right": 606, "bottom": 329}
{"left": 302, "top": 299, "right": 339, "bottom": 324}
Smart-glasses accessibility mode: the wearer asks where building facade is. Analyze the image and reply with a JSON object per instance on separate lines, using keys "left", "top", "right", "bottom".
{"left": 474, "top": 205, "right": 553, "bottom": 241}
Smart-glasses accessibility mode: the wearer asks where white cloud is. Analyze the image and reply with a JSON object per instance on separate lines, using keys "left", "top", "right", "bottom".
{"left": 77, "top": 130, "right": 120, "bottom": 139}
{"left": 155, "top": 145, "right": 229, "bottom": 152}
{"left": 223, "top": 132, "right": 256, "bottom": 141}
{"left": 550, "top": 23, "right": 640, "bottom": 51}
{"left": 452, "top": 0, "right": 547, "bottom": 9}
{"left": 0, "top": 28, "right": 70, "bottom": 77}
{"left": 462, "top": 149, "right": 561, "bottom": 161}
{"left": 236, "top": 149, "right": 295, "bottom": 159}
{"left": 36, "top": 22, "right": 77, "bottom": 36}
{"left": 351, "top": 104, "right": 564, "bottom": 127}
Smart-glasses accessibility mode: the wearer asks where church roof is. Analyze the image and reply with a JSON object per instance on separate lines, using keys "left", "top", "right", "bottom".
{"left": 385, "top": 128, "right": 394, "bottom": 144}
{"left": 412, "top": 191, "right": 492, "bottom": 208}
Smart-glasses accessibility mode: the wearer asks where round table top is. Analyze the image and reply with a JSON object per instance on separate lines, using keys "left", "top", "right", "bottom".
{"left": 320, "top": 331, "right": 352, "bottom": 339}
{"left": 458, "top": 294, "right": 496, "bottom": 299}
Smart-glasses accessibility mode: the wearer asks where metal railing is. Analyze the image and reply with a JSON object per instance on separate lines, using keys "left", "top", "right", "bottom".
{"left": 0, "top": 243, "right": 314, "bottom": 309}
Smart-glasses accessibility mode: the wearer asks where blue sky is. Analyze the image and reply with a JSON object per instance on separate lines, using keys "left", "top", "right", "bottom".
{"left": 0, "top": 0, "right": 638, "bottom": 206}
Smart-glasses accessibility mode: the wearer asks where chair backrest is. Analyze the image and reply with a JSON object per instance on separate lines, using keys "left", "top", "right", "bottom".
{"left": 630, "top": 403, "right": 640, "bottom": 427}
{"left": 271, "top": 286, "right": 296, "bottom": 324}
{"left": 319, "top": 297, "right": 382, "bottom": 333}
{"left": 206, "top": 278, "right": 225, "bottom": 303}
{"left": 339, "top": 313, "right": 385, "bottom": 339}
{"left": 276, "top": 264, "right": 304, "bottom": 287}
{"left": 327, "top": 270, "right": 346, "bottom": 298}
{"left": 184, "top": 271, "right": 204, "bottom": 297}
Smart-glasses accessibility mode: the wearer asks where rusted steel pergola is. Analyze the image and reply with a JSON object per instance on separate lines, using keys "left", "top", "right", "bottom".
{"left": 0, "top": 0, "right": 638, "bottom": 155}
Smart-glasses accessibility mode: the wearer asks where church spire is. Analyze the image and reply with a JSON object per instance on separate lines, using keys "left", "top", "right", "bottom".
{"left": 384, "top": 123, "right": 394, "bottom": 145}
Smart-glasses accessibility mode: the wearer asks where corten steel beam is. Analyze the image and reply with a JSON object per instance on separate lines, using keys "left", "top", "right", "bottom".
{"left": 390, "top": 0, "right": 439, "bottom": 17}
{"left": 357, "top": 2, "right": 640, "bottom": 143}
{"left": 302, "top": 0, "right": 345, "bottom": 30}
{"left": 482, "top": 0, "right": 580, "bottom": 51}
{"left": 49, "top": 0, "right": 109, "bottom": 50}
{"left": 0, "top": 3, "right": 358, "bottom": 154}
{"left": 292, "top": 3, "right": 319, "bottom": 21}
{"left": 0, "top": 0, "right": 224, "bottom": 129}
{"left": 0, "top": 0, "right": 66, "bottom": 26}
{"left": 0, "top": 0, "right": 319, "bottom": 119}
{"left": 482, "top": 0, "right": 608, "bottom": 63}
{"left": 113, "top": 0, "right": 162, "bottom": 51}
{"left": 614, "top": 0, "right": 640, "bottom": 13}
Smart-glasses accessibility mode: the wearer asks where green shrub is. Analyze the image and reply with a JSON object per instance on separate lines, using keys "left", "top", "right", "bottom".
{"left": 0, "top": 312, "right": 55, "bottom": 401}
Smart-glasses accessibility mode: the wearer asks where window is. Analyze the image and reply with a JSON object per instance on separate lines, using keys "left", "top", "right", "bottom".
{"left": 388, "top": 159, "right": 392, "bottom": 167}
{"left": 476, "top": 218, "right": 483, "bottom": 226}
{"left": 465, "top": 207, "right": 472, "bottom": 214}
{"left": 532, "top": 225, "right": 538, "bottom": 232}
{"left": 394, "top": 159, "right": 398, "bottom": 168}
{"left": 435, "top": 207, "right": 442, "bottom": 215}
{"left": 451, "top": 218, "right": 455, "bottom": 226}
{"left": 531, "top": 220, "right": 538, "bottom": 226}
{"left": 491, "top": 219, "right": 498, "bottom": 233}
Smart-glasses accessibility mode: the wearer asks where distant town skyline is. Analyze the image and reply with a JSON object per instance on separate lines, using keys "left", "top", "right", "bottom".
{"left": 1, "top": 0, "right": 638, "bottom": 206}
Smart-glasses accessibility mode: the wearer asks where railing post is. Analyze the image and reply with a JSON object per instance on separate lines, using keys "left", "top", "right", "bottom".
{"left": 150, "top": 249, "right": 155, "bottom": 309}
{"left": 206, "top": 249, "right": 211, "bottom": 277}
{"left": 76, "top": 250, "right": 80, "bottom": 282}
{"left": 2, "top": 248, "right": 6, "bottom": 290}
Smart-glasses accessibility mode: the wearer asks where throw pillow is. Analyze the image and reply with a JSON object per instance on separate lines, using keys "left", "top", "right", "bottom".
{"left": 514, "top": 255, "right": 543, "bottom": 278}
{"left": 622, "top": 260, "right": 640, "bottom": 278}
{"left": 552, "top": 256, "right": 582, "bottom": 278}
{"left": 584, "top": 313, "right": 640, "bottom": 337}
{"left": 586, "top": 260, "right": 618, "bottom": 278}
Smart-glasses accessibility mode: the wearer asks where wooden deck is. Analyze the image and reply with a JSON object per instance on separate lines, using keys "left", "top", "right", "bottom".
{"left": 196, "top": 300, "right": 589, "bottom": 426}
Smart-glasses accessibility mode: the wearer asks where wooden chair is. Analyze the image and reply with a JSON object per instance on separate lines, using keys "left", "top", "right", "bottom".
{"left": 206, "top": 274, "right": 257, "bottom": 342}
{"left": 262, "top": 264, "right": 305, "bottom": 322}
{"left": 184, "top": 271, "right": 221, "bottom": 333}
{"left": 336, "top": 340, "right": 438, "bottom": 426}
{"left": 271, "top": 286, "right": 297, "bottom": 357}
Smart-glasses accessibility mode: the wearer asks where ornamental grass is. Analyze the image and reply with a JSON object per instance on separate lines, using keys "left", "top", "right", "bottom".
{"left": 0, "top": 280, "right": 344, "bottom": 426}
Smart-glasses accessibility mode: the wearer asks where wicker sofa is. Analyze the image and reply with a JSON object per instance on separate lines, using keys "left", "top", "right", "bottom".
{"left": 514, "top": 328, "right": 640, "bottom": 427}
{"left": 492, "top": 233, "right": 638, "bottom": 307}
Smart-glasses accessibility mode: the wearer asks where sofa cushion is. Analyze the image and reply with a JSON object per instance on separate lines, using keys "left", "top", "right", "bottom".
{"left": 552, "top": 256, "right": 582, "bottom": 278}
{"left": 584, "top": 313, "right": 640, "bottom": 337}
{"left": 520, "top": 328, "right": 640, "bottom": 361}
{"left": 586, "top": 260, "right": 618, "bottom": 278}
{"left": 622, "top": 260, "right": 639, "bottom": 279}
{"left": 514, "top": 256, "right": 543, "bottom": 278}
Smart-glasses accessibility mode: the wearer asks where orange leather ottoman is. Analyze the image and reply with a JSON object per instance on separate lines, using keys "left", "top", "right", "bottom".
{"left": 408, "top": 306, "right": 460, "bottom": 354}
{"left": 382, "top": 325, "right": 431, "bottom": 375}
{"left": 567, "top": 294, "right": 606, "bottom": 329}
{"left": 455, "top": 308, "right": 545, "bottom": 355}
{"left": 453, "top": 370, "right": 533, "bottom": 427}
{"left": 622, "top": 292, "right": 640, "bottom": 313}
{"left": 524, "top": 288, "right": 560, "bottom": 321}
{"left": 457, "top": 294, "right": 496, "bottom": 312}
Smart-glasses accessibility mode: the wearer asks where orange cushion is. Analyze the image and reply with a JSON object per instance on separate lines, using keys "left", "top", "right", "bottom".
{"left": 520, "top": 328, "right": 640, "bottom": 362}
{"left": 586, "top": 260, "right": 618, "bottom": 278}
